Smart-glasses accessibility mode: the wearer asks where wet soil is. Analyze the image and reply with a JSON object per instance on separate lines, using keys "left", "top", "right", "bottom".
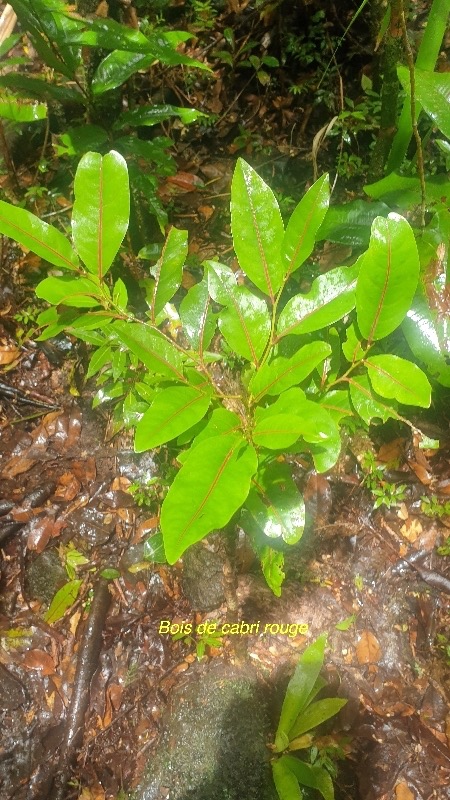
{"left": 0, "top": 338, "right": 449, "bottom": 800}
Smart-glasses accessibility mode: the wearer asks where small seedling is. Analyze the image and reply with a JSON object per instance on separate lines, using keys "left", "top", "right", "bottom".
{"left": 271, "top": 635, "right": 347, "bottom": 800}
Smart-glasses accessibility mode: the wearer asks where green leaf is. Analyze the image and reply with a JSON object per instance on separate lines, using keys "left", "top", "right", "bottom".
{"left": 151, "top": 227, "right": 187, "bottom": 319}
{"left": 277, "top": 263, "right": 359, "bottom": 337}
{"left": 44, "top": 579, "right": 82, "bottom": 624}
{"left": 280, "top": 756, "right": 335, "bottom": 800}
{"left": 398, "top": 66, "right": 450, "bottom": 139}
{"left": 253, "top": 413, "right": 324, "bottom": 450}
{"left": 355, "top": 214, "right": 420, "bottom": 341}
{"left": 86, "top": 345, "right": 113, "bottom": 379}
{"left": 272, "top": 758, "right": 303, "bottom": 800}
{"left": 275, "top": 635, "right": 327, "bottom": 750}
{"left": 100, "top": 568, "right": 121, "bottom": 579}
{"left": 348, "top": 374, "right": 394, "bottom": 424}
{"left": 116, "top": 103, "right": 206, "bottom": 128}
{"left": 143, "top": 532, "right": 167, "bottom": 563}
{"left": 0, "top": 73, "right": 82, "bottom": 104}
{"left": 365, "top": 355, "right": 431, "bottom": 407}
{"left": 112, "top": 321, "right": 185, "bottom": 381}
{"left": 72, "top": 150, "right": 130, "bottom": 279}
{"left": 289, "top": 698, "right": 347, "bottom": 739}
{"left": 402, "top": 293, "right": 450, "bottom": 388}
{"left": 35, "top": 275, "right": 102, "bottom": 307}
{"left": 341, "top": 322, "right": 366, "bottom": 363}
{"left": 207, "top": 260, "right": 271, "bottom": 363}
{"left": 0, "top": 96, "right": 47, "bottom": 122}
{"left": 92, "top": 50, "right": 154, "bottom": 95}
{"left": 55, "top": 124, "right": 109, "bottom": 156}
{"left": 231, "top": 158, "right": 284, "bottom": 300}
{"left": 260, "top": 546, "right": 285, "bottom": 597}
{"left": 249, "top": 342, "right": 331, "bottom": 402}
{"left": 134, "top": 385, "right": 212, "bottom": 452}
{"left": 335, "top": 614, "right": 357, "bottom": 631}
{"left": 113, "top": 278, "right": 128, "bottom": 311}
{"left": 317, "top": 199, "right": 390, "bottom": 247}
{"left": 0, "top": 201, "right": 79, "bottom": 270}
{"left": 282, "top": 174, "right": 329, "bottom": 278}
{"left": 161, "top": 434, "right": 257, "bottom": 564}
{"left": 179, "top": 278, "right": 216, "bottom": 351}
{"left": 245, "top": 462, "right": 305, "bottom": 544}
{"left": 320, "top": 389, "right": 353, "bottom": 424}
{"left": 177, "top": 408, "right": 242, "bottom": 463}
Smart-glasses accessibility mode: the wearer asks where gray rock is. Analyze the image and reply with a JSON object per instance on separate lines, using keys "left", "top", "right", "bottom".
{"left": 135, "top": 662, "right": 277, "bottom": 800}
{"left": 182, "top": 544, "right": 226, "bottom": 611}
{"left": 24, "top": 549, "right": 66, "bottom": 605}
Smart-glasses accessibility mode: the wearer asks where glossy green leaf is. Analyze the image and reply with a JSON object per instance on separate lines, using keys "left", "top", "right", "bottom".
{"left": 161, "top": 434, "right": 257, "bottom": 563}
{"left": 317, "top": 199, "right": 390, "bottom": 247}
{"left": 0, "top": 201, "right": 79, "bottom": 270}
{"left": 253, "top": 413, "right": 325, "bottom": 450}
{"left": 231, "top": 158, "right": 284, "bottom": 300}
{"left": 113, "top": 278, "right": 128, "bottom": 311}
{"left": 143, "top": 532, "right": 167, "bottom": 563}
{"left": 92, "top": 50, "right": 154, "bottom": 95}
{"left": 275, "top": 635, "right": 327, "bottom": 751}
{"left": 117, "top": 104, "right": 206, "bottom": 128}
{"left": 289, "top": 698, "right": 347, "bottom": 739}
{"left": 179, "top": 278, "right": 216, "bottom": 351}
{"left": 320, "top": 389, "right": 353, "bottom": 424}
{"left": 151, "top": 227, "right": 187, "bottom": 319}
{"left": 55, "top": 124, "right": 109, "bottom": 157}
{"left": 86, "top": 345, "right": 113, "bottom": 379}
{"left": 112, "top": 321, "right": 185, "bottom": 381}
{"left": 277, "top": 263, "right": 359, "bottom": 337}
{"left": 207, "top": 260, "right": 271, "bottom": 363}
{"left": 35, "top": 276, "right": 102, "bottom": 307}
{"left": 0, "top": 96, "right": 46, "bottom": 122}
{"left": 341, "top": 322, "right": 366, "bottom": 363}
{"left": 177, "top": 408, "right": 242, "bottom": 463}
{"left": 282, "top": 173, "right": 329, "bottom": 278}
{"left": 272, "top": 758, "right": 303, "bottom": 800}
{"left": 348, "top": 374, "right": 393, "bottom": 424}
{"left": 365, "top": 355, "right": 431, "bottom": 407}
{"left": 280, "top": 756, "right": 335, "bottom": 800}
{"left": 72, "top": 151, "right": 130, "bottom": 279}
{"left": 402, "top": 294, "right": 450, "bottom": 387}
{"left": 245, "top": 462, "right": 305, "bottom": 545}
{"left": 0, "top": 73, "right": 82, "bottom": 104}
{"left": 134, "top": 385, "right": 212, "bottom": 452}
{"left": 398, "top": 66, "right": 450, "bottom": 139}
{"left": 249, "top": 342, "right": 331, "bottom": 402}
{"left": 44, "top": 580, "right": 82, "bottom": 624}
{"left": 356, "top": 214, "right": 420, "bottom": 341}
{"left": 260, "top": 545, "right": 285, "bottom": 597}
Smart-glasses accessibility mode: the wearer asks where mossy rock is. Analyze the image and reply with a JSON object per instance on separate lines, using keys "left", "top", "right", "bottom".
{"left": 135, "top": 662, "right": 277, "bottom": 800}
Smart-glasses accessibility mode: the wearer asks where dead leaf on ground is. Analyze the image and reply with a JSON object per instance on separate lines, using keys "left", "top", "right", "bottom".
{"left": 27, "top": 516, "right": 65, "bottom": 552}
{"left": 400, "top": 518, "right": 423, "bottom": 543}
{"left": 0, "top": 342, "right": 20, "bottom": 364}
{"left": 22, "top": 649, "right": 56, "bottom": 675}
{"left": 356, "top": 630, "right": 381, "bottom": 664}
{"left": 395, "top": 782, "right": 415, "bottom": 800}
{"left": 378, "top": 438, "right": 405, "bottom": 464}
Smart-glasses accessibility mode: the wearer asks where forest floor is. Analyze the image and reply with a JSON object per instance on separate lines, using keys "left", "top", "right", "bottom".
{"left": 0, "top": 1, "right": 450, "bottom": 799}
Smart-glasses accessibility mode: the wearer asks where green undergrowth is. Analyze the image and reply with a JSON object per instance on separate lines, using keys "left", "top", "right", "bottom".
{"left": 0, "top": 146, "right": 448, "bottom": 596}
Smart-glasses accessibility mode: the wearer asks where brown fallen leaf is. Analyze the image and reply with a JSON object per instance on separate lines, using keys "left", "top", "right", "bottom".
{"left": 22, "top": 649, "right": 56, "bottom": 676}
{"left": 356, "top": 630, "right": 381, "bottom": 664}
{"left": 0, "top": 343, "right": 20, "bottom": 364}
{"left": 395, "top": 782, "right": 415, "bottom": 800}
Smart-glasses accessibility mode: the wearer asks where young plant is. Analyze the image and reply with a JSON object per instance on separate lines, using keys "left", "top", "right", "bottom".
{"left": 2, "top": 0, "right": 208, "bottom": 229}
{"left": 271, "top": 635, "right": 347, "bottom": 800}
{"left": 0, "top": 151, "right": 433, "bottom": 595}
